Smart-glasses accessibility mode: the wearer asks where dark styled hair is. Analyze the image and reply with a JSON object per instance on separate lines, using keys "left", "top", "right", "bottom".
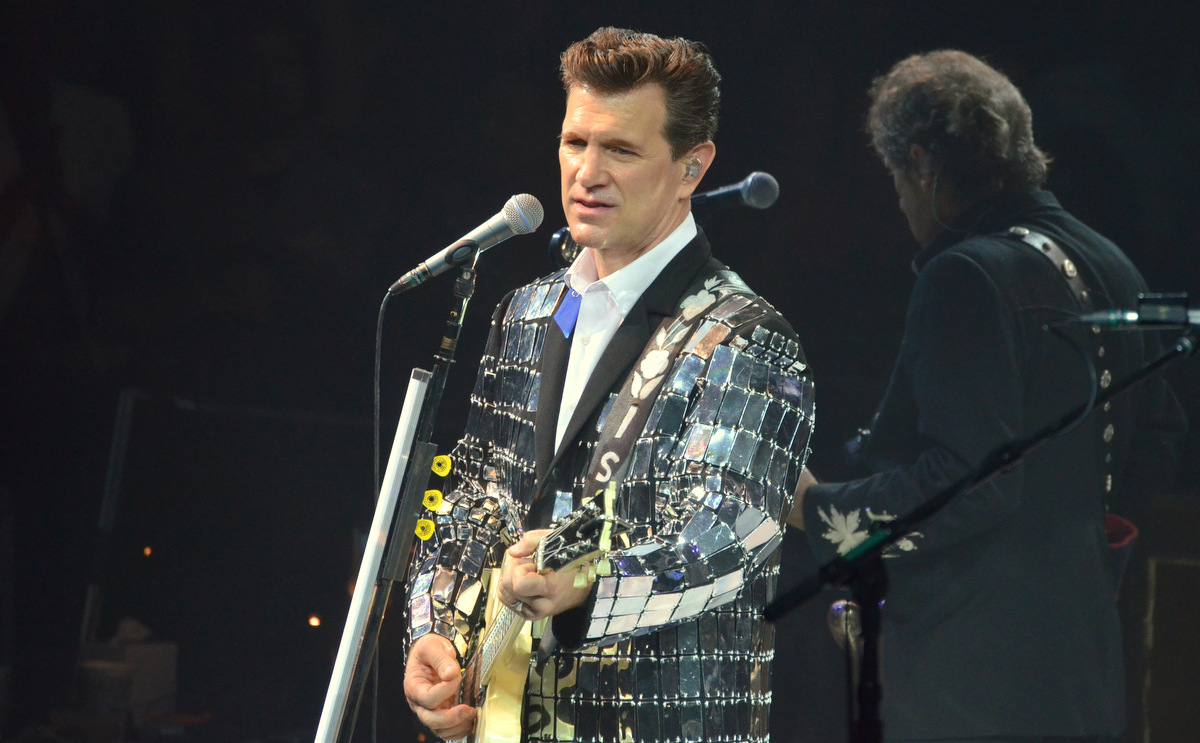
{"left": 560, "top": 26, "right": 720, "bottom": 160}
{"left": 866, "top": 50, "right": 1050, "bottom": 201}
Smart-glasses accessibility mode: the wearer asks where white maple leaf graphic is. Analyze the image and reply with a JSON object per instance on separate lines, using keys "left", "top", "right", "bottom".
{"left": 817, "top": 505, "right": 869, "bottom": 555}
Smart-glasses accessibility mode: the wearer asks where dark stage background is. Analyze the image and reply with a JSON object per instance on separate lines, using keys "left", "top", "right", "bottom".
{"left": 2, "top": 2, "right": 1198, "bottom": 742}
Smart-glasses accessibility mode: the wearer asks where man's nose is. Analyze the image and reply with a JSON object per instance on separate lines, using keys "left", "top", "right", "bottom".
{"left": 576, "top": 148, "right": 605, "bottom": 186}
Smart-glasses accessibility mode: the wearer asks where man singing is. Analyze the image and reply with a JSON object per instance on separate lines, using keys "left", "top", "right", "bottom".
{"left": 404, "top": 27, "right": 813, "bottom": 743}
{"left": 791, "top": 51, "right": 1186, "bottom": 742}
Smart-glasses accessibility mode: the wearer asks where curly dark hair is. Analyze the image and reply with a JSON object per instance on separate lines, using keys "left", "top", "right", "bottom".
{"left": 560, "top": 27, "right": 720, "bottom": 160}
{"left": 867, "top": 50, "right": 1050, "bottom": 201}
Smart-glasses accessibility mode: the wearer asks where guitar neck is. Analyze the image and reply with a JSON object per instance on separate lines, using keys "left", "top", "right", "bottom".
{"left": 469, "top": 483, "right": 624, "bottom": 695}
{"left": 475, "top": 600, "right": 526, "bottom": 686}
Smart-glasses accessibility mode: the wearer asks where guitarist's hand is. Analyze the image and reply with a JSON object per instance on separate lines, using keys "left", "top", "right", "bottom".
{"left": 404, "top": 634, "right": 476, "bottom": 739}
{"left": 500, "top": 529, "right": 591, "bottom": 620}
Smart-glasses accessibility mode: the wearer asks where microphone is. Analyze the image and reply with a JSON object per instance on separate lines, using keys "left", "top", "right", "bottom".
{"left": 389, "top": 193, "right": 544, "bottom": 293}
{"left": 690, "top": 171, "right": 780, "bottom": 212}
{"left": 548, "top": 227, "right": 582, "bottom": 270}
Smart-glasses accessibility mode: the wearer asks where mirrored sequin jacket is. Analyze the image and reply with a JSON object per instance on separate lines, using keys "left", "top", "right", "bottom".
{"left": 406, "top": 234, "right": 814, "bottom": 742}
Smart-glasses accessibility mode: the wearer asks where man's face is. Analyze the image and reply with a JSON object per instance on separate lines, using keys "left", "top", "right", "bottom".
{"left": 559, "top": 84, "right": 699, "bottom": 271}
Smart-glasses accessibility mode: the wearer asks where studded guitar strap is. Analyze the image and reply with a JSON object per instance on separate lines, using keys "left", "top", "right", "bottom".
{"left": 1006, "top": 225, "right": 1135, "bottom": 594}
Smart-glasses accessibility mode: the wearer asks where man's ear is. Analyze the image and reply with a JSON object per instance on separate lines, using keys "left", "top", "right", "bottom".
{"left": 908, "top": 143, "right": 933, "bottom": 185}
{"left": 680, "top": 141, "right": 716, "bottom": 196}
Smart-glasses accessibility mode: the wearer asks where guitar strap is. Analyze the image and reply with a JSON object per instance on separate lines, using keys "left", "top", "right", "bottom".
{"left": 1005, "top": 225, "right": 1134, "bottom": 596}
{"left": 1007, "top": 226, "right": 1098, "bottom": 312}
{"left": 580, "top": 268, "right": 764, "bottom": 504}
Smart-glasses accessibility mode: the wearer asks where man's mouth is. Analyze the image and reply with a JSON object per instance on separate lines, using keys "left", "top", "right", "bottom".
{"left": 572, "top": 197, "right": 614, "bottom": 213}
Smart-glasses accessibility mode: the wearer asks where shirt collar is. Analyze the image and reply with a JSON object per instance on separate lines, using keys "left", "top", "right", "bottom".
{"left": 564, "top": 212, "right": 697, "bottom": 316}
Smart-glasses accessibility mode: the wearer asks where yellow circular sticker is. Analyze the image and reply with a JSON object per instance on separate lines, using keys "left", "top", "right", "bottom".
{"left": 415, "top": 519, "right": 435, "bottom": 541}
{"left": 431, "top": 455, "right": 452, "bottom": 477}
{"left": 422, "top": 489, "right": 444, "bottom": 511}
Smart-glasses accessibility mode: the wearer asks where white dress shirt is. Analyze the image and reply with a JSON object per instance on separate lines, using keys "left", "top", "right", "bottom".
{"left": 554, "top": 213, "right": 698, "bottom": 451}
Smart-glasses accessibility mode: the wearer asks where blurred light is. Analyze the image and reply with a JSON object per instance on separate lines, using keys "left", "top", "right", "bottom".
{"left": 143, "top": 546, "right": 152, "bottom": 557}
{"left": 308, "top": 615, "right": 321, "bottom": 627}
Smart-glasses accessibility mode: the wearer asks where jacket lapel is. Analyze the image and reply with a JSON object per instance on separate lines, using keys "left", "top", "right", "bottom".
{"left": 534, "top": 309, "right": 571, "bottom": 479}
{"left": 555, "top": 302, "right": 652, "bottom": 460}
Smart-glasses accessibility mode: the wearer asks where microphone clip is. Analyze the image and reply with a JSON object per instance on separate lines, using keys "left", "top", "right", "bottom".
{"left": 389, "top": 239, "right": 480, "bottom": 295}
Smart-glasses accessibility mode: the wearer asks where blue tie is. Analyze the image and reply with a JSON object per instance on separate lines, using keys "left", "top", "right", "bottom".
{"left": 554, "top": 287, "right": 582, "bottom": 338}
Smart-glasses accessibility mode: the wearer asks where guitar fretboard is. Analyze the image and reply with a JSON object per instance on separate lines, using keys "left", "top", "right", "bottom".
{"left": 478, "top": 604, "right": 523, "bottom": 682}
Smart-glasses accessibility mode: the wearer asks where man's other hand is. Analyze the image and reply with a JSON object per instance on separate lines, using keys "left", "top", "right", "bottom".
{"left": 403, "top": 634, "right": 475, "bottom": 740}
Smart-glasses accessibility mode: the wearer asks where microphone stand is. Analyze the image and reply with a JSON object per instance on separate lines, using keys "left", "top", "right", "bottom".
{"left": 764, "top": 330, "right": 1197, "bottom": 743}
{"left": 315, "top": 243, "right": 482, "bottom": 743}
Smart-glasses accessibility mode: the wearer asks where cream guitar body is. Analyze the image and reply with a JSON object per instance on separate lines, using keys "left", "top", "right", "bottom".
{"left": 459, "top": 484, "right": 623, "bottom": 743}
{"left": 469, "top": 557, "right": 534, "bottom": 743}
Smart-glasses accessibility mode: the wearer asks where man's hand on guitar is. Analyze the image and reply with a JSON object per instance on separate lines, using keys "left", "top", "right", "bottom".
{"left": 499, "top": 529, "right": 591, "bottom": 621}
{"left": 403, "top": 634, "right": 476, "bottom": 740}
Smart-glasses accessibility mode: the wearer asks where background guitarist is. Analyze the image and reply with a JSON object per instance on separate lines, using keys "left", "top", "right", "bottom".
{"left": 403, "top": 27, "right": 814, "bottom": 743}
{"left": 788, "top": 51, "right": 1187, "bottom": 743}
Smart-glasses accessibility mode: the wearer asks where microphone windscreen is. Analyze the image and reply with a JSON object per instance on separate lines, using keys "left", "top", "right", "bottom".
{"left": 742, "top": 172, "right": 780, "bottom": 209}
{"left": 505, "top": 193, "right": 545, "bottom": 234}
